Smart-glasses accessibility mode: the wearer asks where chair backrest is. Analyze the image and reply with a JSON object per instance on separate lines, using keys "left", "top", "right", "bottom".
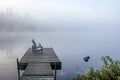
{"left": 32, "top": 39, "right": 37, "bottom": 47}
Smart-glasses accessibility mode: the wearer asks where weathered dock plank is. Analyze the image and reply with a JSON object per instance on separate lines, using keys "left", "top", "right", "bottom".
{"left": 19, "top": 48, "right": 61, "bottom": 70}
{"left": 20, "top": 48, "right": 60, "bottom": 63}
{"left": 19, "top": 47, "right": 62, "bottom": 80}
{"left": 22, "top": 63, "right": 53, "bottom": 76}
{"left": 21, "top": 76, "right": 54, "bottom": 80}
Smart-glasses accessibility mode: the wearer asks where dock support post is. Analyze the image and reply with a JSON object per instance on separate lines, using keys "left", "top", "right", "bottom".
{"left": 17, "top": 58, "right": 20, "bottom": 80}
{"left": 54, "top": 62, "right": 57, "bottom": 80}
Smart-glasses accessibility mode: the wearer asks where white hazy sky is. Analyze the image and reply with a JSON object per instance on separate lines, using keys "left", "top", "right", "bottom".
{"left": 0, "top": 0, "right": 120, "bottom": 30}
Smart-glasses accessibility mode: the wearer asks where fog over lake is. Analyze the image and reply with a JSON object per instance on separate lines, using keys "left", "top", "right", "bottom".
{"left": 0, "top": 0, "right": 120, "bottom": 80}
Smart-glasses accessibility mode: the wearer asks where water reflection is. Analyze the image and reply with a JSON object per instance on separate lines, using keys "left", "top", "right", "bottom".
{"left": 0, "top": 32, "right": 120, "bottom": 80}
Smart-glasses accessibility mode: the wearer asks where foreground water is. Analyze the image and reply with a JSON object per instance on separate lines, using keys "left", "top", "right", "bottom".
{"left": 0, "top": 32, "right": 120, "bottom": 80}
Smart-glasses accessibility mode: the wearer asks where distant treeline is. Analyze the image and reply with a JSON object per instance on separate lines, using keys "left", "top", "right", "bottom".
{"left": 0, "top": 10, "right": 50, "bottom": 32}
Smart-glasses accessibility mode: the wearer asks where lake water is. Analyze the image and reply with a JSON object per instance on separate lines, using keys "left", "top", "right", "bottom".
{"left": 0, "top": 31, "right": 120, "bottom": 80}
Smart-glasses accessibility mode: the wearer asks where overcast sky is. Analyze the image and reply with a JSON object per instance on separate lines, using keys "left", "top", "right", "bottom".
{"left": 0, "top": 0, "right": 120, "bottom": 30}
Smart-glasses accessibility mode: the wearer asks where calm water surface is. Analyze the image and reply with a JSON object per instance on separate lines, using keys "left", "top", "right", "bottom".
{"left": 0, "top": 32, "right": 120, "bottom": 80}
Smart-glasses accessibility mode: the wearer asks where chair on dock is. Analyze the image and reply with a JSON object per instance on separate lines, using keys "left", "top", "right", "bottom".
{"left": 32, "top": 39, "right": 43, "bottom": 54}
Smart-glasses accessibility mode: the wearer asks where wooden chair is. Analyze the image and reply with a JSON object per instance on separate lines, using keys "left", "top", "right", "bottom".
{"left": 32, "top": 39, "right": 43, "bottom": 54}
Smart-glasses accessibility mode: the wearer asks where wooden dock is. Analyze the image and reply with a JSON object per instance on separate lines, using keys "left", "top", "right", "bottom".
{"left": 18, "top": 47, "right": 61, "bottom": 80}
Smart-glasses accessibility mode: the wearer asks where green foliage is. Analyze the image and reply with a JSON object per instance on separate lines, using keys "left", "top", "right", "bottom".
{"left": 73, "top": 56, "right": 120, "bottom": 80}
